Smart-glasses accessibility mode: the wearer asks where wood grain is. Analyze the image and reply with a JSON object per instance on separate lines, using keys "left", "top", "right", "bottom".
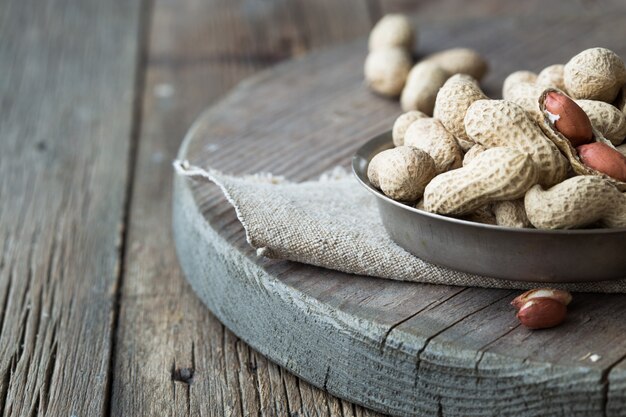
{"left": 110, "top": 0, "right": 383, "bottom": 416}
{"left": 174, "top": 11, "right": 626, "bottom": 417}
{"left": 0, "top": 0, "right": 144, "bottom": 415}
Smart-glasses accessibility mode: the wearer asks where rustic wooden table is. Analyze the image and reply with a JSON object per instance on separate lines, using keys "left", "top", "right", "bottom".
{"left": 2, "top": 1, "right": 626, "bottom": 416}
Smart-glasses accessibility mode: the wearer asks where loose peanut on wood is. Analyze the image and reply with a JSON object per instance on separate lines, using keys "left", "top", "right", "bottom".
{"left": 433, "top": 74, "right": 488, "bottom": 151}
{"left": 577, "top": 142, "right": 626, "bottom": 182}
{"left": 464, "top": 99, "right": 568, "bottom": 187}
{"left": 392, "top": 110, "right": 427, "bottom": 146}
{"left": 422, "top": 48, "right": 488, "bottom": 81}
{"left": 536, "top": 64, "right": 566, "bottom": 91}
{"left": 492, "top": 199, "right": 531, "bottom": 228}
{"left": 564, "top": 47, "right": 626, "bottom": 102}
{"left": 524, "top": 176, "right": 626, "bottom": 229}
{"left": 364, "top": 48, "right": 412, "bottom": 97}
{"left": 404, "top": 118, "right": 463, "bottom": 173}
{"left": 367, "top": 146, "right": 436, "bottom": 202}
{"left": 517, "top": 298, "right": 567, "bottom": 330}
{"left": 368, "top": 14, "right": 415, "bottom": 52}
{"left": 575, "top": 99, "right": 626, "bottom": 146}
{"left": 423, "top": 147, "right": 538, "bottom": 215}
{"left": 401, "top": 61, "right": 449, "bottom": 114}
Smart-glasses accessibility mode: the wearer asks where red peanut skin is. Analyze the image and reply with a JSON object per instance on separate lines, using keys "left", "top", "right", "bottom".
{"left": 577, "top": 142, "right": 626, "bottom": 182}
{"left": 517, "top": 298, "right": 567, "bottom": 330}
{"left": 544, "top": 91, "right": 593, "bottom": 147}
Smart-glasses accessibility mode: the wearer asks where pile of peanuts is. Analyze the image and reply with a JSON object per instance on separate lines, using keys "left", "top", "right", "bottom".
{"left": 365, "top": 14, "right": 626, "bottom": 230}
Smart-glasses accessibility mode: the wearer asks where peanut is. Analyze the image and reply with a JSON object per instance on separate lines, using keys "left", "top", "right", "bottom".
{"left": 524, "top": 176, "right": 626, "bottom": 229}
{"left": 536, "top": 64, "right": 566, "bottom": 91}
{"left": 502, "top": 70, "right": 537, "bottom": 99}
{"left": 577, "top": 142, "right": 626, "bottom": 182}
{"left": 462, "top": 205, "right": 496, "bottom": 225}
{"left": 433, "top": 74, "right": 488, "bottom": 150}
{"left": 503, "top": 82, "right": 545, "bottom": 122}
{"left": 424, "top": 147, "right": 538, "bottom": 215}
{"left": 543, "top": 91, "right": 593, "bottom": 147}
{"left": 464, "top": 99, "right": 568, "bottom": 187}
{"left": 564, "top": 47, "right": 626, "bottom": 102}
{"left": 404, "top": 118, "right": 463, "bottom": 173}
{"left": 517, "top": 298, "right": 567, "bottom": 330}
{"left": 512, "top": 288, "right": 572, "bottom": 310}
{"left": 364, "top": 48, "right": 412, "bottom": 97}
{"left": 462, "top": 144, "right": 486, "bottom": 166}
{"left": 422, "top": 48, "right": 488, "bottom": 81}
{"left": 492, "top": 199, "right": 530, "bottom": 228}
{"left": 367, "top": 146, "right": 436, "bottom": 202}
{"left": 537, "top": 88, "right": 626, "bottom": 190}
{"left": 368, "top": 14, "right": 415, "bottom": 52}
{"left": 392, "top": 111, "right": 427, "bottom": 146}
{"left": 575, "top": 99, "right": 626, "bottom": 146}
{"left": 401, "top": 62, "right": 449, "bottom": 114}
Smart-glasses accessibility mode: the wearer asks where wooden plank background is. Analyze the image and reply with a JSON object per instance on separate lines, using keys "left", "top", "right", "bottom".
{"left": 1, "top": 0, "right": 626, "bottom": 416}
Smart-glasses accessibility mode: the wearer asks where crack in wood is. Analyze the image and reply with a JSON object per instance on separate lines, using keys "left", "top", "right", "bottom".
{"left": 379, "top": 287, "right": 468, "bottom": 353}
{"left": 600, "top": 351, "right": 626, "bottom": 417}
{"left": 414, "top": 291, "right": 516, "bottom": 397}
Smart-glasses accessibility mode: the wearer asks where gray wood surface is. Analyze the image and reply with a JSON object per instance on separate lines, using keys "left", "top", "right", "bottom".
{"left": 174, "top": 9, "right": 626, "bottom": 417}
{"left": 4, "top": 0, "right": 626, "bottom": 416}
{"left": 0, "top": 0, "right": 144, "bottom": 415}
{"left": 109, "top": 0, "right": 383, "bottom": 416}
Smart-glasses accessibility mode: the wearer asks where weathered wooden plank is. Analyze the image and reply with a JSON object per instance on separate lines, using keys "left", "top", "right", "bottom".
{"left": 110, "top": 0, "right": 380, "bottom": 416}
{"left": 173, "top": 11, "right": 626, "bottom": 417}
{"left": 0, "top": 0, "right": 144, "bottom": 415}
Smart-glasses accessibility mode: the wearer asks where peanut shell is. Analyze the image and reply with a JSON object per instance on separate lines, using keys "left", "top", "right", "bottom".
{"left": 492, "top": 199, "right": 531, "bottom": 228}
{"left": 575, "top": 99, "right": 626, "bottom": 146}
{"left": 462, "top": 144, "right": 486, "bottom": 166}
{"left": 392, "top": 111, "right": 428, "bottom": 147}
{"left": 422, "top": 48, "right": 488, "bottom": 81}
{"left": 536, "top": 64, "right": 566, "bottom": 91}
{"left": 462, "top": 205, "right": 497, "bottom": 225}
{"left": 367, "top": 146, "right": 436, "bottom": 202}
{"left": 424, "top": 147, "right": 538, "bottom": 215}
{"left": 401, "top": 62, "right": 449, "bottom": 114}
{"left": 404, "top": 118, "right": 463, "bottom": 173}
{"left": 537, "top": 88, "right": 626, "bottom": 191}
{"left": 502, "top": 71, "right": 537, "bottom": 99}
{"left": 465, "top": 99, "right": 568, "bottom": 187}
{"left": 364, "top": 48, "right": 411, "bottom": 97}
{"left": 502, "top": 82, "right": 545, "bottom": 122}
{"left": 564, "top": 47, "right": 626, "bottom": 102}
{"left": 525, "top": 176, "right": 626, "bottom": 229}
{"left": 368, "top": 14, "right": 415, "bottom": 52}
{"left": 433, "top": 74, "right": 488, "bottom": 147}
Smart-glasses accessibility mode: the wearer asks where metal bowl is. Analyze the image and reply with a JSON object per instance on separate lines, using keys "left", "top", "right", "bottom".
{"left": 352, "top": 131, "right": 626, "bottom": 283}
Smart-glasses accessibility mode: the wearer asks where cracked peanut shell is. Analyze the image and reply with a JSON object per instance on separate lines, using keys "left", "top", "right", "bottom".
{"left": 537, "top": 88, "right": 626, "bottom": 191}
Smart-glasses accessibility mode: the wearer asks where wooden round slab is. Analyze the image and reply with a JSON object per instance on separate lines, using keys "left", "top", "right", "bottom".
{"left": 173, "top": 16, "right": 626, "bottom": 417}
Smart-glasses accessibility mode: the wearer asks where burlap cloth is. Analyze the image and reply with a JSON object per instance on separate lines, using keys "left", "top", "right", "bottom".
{"left": 174, "top": 160, "right": 626, "bottom": 293}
